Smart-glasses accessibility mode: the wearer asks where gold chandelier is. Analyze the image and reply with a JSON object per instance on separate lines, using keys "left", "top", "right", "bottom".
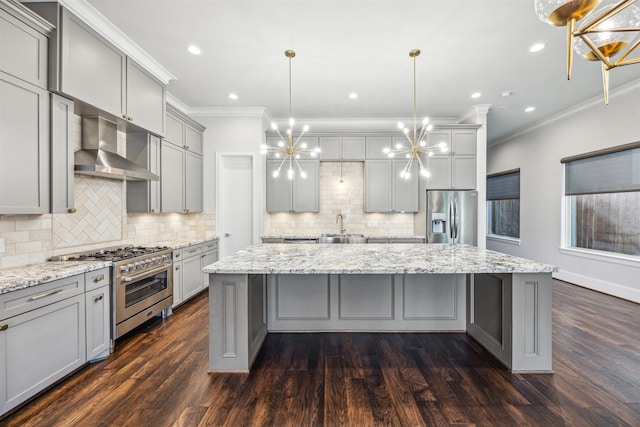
{"left": 261, "top": 50, "right": 320, "bottom": 179}
{"left": 384, "top": 49, "right": 448, "bottom": 180}
{"left": 535, "top": 0, "right": 640, "bottom": 103}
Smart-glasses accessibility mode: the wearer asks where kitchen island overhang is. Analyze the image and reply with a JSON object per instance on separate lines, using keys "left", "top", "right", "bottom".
{"left": 204, "top": 244, "right": 557, "bottom": 373}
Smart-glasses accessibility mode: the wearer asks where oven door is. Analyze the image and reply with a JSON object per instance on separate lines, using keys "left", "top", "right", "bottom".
{"left": 116, "top": 264, "right": 172, "bottom": 324}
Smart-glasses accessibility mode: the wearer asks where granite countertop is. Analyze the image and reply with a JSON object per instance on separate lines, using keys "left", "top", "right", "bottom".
{"left": 261, "top": 235, "right": 425, "bottom": 240}
{"left": 204, "top": 243, "right": 557, "bottom": 275}
{"left": 157, "top": 237, "right": 219, "bottom": 250}
{"left": 0, "top": 237, "right": 220, "bottom": 296}
{"left": 0, "top": 261, "right": 112, "bottom": 295}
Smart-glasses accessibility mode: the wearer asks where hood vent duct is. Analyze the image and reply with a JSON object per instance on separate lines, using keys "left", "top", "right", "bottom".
{"left": 75, "top": 116, "right": 159, "bottom": 181}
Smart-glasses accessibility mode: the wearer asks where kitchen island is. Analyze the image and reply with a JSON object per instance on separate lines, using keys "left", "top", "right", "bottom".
{"left": 204, "top": 244, "right": 556, "bottom": 373}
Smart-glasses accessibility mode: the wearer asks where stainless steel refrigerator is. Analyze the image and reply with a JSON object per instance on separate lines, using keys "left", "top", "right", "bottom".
{"left": 426, "top": 190, "right": 478, "bottom": 245}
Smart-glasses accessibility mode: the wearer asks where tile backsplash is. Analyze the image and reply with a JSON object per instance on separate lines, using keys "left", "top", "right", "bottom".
{"left": 263, "top": 162, "right": 415, "bottom": 237}
{"left": 0, "top": 114, "right": 215, "bottom": 270}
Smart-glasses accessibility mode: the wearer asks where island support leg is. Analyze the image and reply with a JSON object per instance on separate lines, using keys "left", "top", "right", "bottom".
{"left": 467, "top": 272, "right": 553, "bottom": 373}
{"left": 208, "top": 273, "right": 267, "bottom": 372}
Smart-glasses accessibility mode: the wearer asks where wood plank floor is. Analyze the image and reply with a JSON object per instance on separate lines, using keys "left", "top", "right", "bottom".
{"left": 3, "top": 280, "right": 640, "bottom": 426}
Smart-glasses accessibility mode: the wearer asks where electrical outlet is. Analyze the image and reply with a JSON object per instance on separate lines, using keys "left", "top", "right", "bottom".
{"left": 0, "top": 238, "right": 5, "bottom": 254}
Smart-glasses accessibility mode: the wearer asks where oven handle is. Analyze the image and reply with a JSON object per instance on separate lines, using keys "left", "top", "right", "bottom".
{"left": 121, "top": 263, "right": 171, "bottom": 283}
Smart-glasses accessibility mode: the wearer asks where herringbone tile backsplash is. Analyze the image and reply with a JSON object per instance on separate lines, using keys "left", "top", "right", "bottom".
{"left": 53, "top": 177, "right": 123, "bottom": 248}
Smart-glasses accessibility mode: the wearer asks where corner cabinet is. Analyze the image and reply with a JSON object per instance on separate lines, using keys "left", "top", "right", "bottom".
{"left": 266, "top": 159, "right": 319, "bottom": 213}
{"left": 425, "top": 127, "right": 479, "bottom": 190}
{"left": 364, "top": 159, "right": 419, "bottom": 213}
{"left": 160, "top": 107, "right": 205, "bottom": 213}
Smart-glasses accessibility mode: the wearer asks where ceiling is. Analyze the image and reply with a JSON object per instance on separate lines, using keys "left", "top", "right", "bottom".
{"left": 87, "top": 0, "right": 640, "bottom": 143}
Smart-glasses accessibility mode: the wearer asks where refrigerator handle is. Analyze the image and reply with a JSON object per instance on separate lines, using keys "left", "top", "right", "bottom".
{"left": 449, "top": 199, "right": 455, "bottom": 242}
{"left": 453, "top": 199, "right": 459, "bottom": 242}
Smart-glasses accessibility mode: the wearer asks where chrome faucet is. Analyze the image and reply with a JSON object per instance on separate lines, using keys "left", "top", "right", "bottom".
{"left": 336, "top": 213, "right": 346, "bottom": 234}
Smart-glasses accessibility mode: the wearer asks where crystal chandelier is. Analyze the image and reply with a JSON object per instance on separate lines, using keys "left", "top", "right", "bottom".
{"left": 261, "top": 50, "right": 320, "bottom": 179}
{"left": 384, "top": 49, "right": 448, "bottom": 180}
{"left": 535, "top": 0, "right": 640, "bottom": 104}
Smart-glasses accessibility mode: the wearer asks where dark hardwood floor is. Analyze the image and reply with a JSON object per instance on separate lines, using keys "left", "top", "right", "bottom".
{"left": 3, "top": 280, "right": 640, "bottom": 426}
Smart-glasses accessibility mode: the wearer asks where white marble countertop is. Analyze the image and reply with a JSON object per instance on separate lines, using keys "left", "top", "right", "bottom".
{"left": 204, "top": 243, "right": 557, "bottom": 275}
{"left": 0, "top": 261, "right": 111, "bottom": 295}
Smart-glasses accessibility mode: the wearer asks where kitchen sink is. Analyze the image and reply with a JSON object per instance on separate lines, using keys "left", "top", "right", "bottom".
{"left": 319, "top": 233, "right": 366, "bottom": 244}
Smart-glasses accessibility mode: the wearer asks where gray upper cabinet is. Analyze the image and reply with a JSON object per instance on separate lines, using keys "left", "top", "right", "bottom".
{"left": 365, "top": 159, "right": 418, "bottom": 213}
{"left": 125, "top": 58, "right": 165, "bottom": 135}
{"left": 319, "top": 136, "right": 365, "bottom": 161}
{"left": 0, "top": 3, "right": 49, "bottom": 89}
{"left": 0, "top": 73, "right": 50, "bottom": 214}
{"left": 127, "top": 133, "right": 161, "bottom": 213}
{"left": 266, "top": 159, "right": 319, "bottom": 213}
{"left": 365, "top": 136, "right": 392, "bottom": 160}
{"left": 266, "top": 135, "right": 318, "bottom": 160}
{"left": 426, "top": 127, "right": 479, "bottom": 190}
{"left": 160, "top": 140, "right": 185, "bottom": 213}
{"left": 50, "top": 93, "right": 75, "bottom": 214}
{"left": 24, "top": 3, "right": 166, "bottom": 136}
{"left": 160, "top": 107, "right": 205, "bottom": 213}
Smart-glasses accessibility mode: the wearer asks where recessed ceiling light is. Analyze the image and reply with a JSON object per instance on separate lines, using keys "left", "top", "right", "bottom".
{"left": 188, "top": 45, "right": 201, "bottom": 55}
{"left": 228, "top": 93, "right": 238, "bottom": 100}
{"left": 525, "top": 106, "right": 536, "bottom": 113}
{"left": 529, "top": 43, "right": 546, "bottom": 53}
{"left": 349, "top": 93, "right": 358, "bottom": 99}
{"left": 500, "top": 90, "right": 513, "bottom": 98}
{"left": 471, "top": 92, "right": 481, "bottom": 99}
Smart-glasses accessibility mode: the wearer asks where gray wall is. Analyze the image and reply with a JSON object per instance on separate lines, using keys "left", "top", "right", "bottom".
{"left": 487, "top": 85, "right": 640, "bottom": 302}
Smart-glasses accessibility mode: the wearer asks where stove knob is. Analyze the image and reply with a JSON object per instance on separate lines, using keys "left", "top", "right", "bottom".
{"left": 120, "top": 265, "right": 129, "bottom": 273}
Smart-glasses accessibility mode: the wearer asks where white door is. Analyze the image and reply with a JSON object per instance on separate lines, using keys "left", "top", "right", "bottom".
{"left": 216, "top": 154, "right": 256, "bottom": 258}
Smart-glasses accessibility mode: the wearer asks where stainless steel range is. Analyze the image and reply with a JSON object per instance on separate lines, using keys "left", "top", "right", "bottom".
{"left": 54, "top": 246, "right": 173, "bottom": 347}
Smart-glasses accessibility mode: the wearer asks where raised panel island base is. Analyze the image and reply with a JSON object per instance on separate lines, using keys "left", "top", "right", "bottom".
{"left": 205, "top": 244, "right": 556, "bottom": 373}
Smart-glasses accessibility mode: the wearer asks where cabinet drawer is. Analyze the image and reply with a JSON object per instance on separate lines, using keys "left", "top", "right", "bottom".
{"left": 0, "top": 274, "right": 85, "bottom": 321}
{"left": 173, "top": 248, "right": 183, "bottom": 262}
{"left": 202, "top": 240, "right": 218, "bottom": 252}
{"left": 85, "top": 268, "right": 110, "bottom": 293}
{"left": 183, "top": 244, "right": 203, "bottom": 259}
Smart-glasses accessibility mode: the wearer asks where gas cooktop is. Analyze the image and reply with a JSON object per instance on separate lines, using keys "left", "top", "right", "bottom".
{"left": 52, "top": 245, "right": 171, "bottom": 262}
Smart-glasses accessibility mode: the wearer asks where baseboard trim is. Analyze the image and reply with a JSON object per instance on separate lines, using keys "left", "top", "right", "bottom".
{"left": 553, "top": 270, "right": 640, "bottom": 304}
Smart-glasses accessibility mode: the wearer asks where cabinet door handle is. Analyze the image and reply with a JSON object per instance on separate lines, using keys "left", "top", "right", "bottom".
{"left": 30, "top": 288, "right": 63, "bottom": 301}
{"left": 94, "top": 295, "right": 104, "bottom": 302}
{"left": 68, "top": 208, "right": 77, "bottom": 213}
{"left": 175, "top": 266, "right": 180, "bottom": 270}
{"left": 175, "top": 253, "right": 181, "bottom": 258}
{"left": 187, "top": 249, "right": 198, "bottom": 254}
{"left": 93, "top": 275, "right": 105, "bottom": 283}
{"left": 0, "top": 324, "right": 8, "bottom": 331}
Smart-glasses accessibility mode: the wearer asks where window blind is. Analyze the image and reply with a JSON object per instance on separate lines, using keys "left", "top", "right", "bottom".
{"left": 487, "top": 169, "right": 520, "bottom": 200}
{"left": 564, "top": 148, "right": 640, "bottom": 196}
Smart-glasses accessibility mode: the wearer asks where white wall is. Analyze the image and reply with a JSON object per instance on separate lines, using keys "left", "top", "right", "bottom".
{"left": 487, "top": 86, "right": 640, "bottom": 302}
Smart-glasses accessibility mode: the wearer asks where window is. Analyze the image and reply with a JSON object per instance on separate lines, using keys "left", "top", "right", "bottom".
{"left": 487, "top": 169, "right": 520, "bottom": 239}
{"left": 563, "top": 143, "right": 640, "bottom": 257}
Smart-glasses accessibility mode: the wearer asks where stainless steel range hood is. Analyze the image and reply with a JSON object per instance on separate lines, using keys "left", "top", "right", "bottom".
{"left": 75, "top": 116, "right": 159, "bottom": 181}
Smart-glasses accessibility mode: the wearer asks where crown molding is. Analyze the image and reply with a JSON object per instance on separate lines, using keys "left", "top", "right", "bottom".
{"left": 491, "top": 79, "right": 640, "bottom": 146}
{"left": 1, "top": 0, "right": 54, "bottom": 33}
{"left": 166, "top": 92, "right": 190, "bottom": 115}
{"left": 188, "top": 106, "right": 269, "bottom": 118}
{"left": 266, "top": 117, "right": 464, "bottom": 133}
{"left": 51, "top": 0, "right": 175, "bottom": 84}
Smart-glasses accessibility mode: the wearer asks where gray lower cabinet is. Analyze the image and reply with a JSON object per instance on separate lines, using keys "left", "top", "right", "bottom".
{"left": 173, "top": 242, "right": 215, "bottom": 308}
{"left": 201, "top": 240, "right": 219, "bottom": 289}
{"left": 0, "top": 274, "right": 87, "bottom": 416}
{"left": 85, "top": 267, "right": 110, "bottom": 361}
{"left": 50, "top": 93, "right": 75, "bottom": 214}
{"left": 0, "top": 72, "right": 50, "bottom": 214}
{"left": 364, "top": 159, "right": 418, "bottom": 213}
{"left": 266, "top": 159, "right": 319, "bottom": 212}
{"left": 126, "top": 133, "right": 161, "bottom": 213}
